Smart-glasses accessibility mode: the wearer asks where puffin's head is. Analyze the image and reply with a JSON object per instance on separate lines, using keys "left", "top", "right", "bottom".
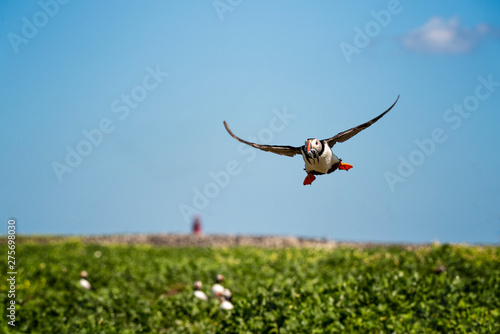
{"left": 305, "top": 138, "right": 322, "bottom": 158}
{"left": 223, "top": 288, "right": 232, "bottom": 301}
{"left": 215, "top": 274, "right": 225, "bottom": 283}
{"left": 80, "top": 271, "right": 88, "bottom": 279}
{"left": 193, "top": 281, "right": 202, "bottom": 290}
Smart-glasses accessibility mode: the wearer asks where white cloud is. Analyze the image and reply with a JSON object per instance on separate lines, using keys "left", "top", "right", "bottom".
{"left": 401, "top": 17, "right": 496, "bottom": 53}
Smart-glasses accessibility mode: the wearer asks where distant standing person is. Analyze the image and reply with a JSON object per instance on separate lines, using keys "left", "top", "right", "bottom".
{"left": 192, "top": 216, "right": 202, "bottom": 235}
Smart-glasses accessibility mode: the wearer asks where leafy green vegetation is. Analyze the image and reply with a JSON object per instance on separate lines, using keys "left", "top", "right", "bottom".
{"left": 1, "top": 240, "right": 499, "bottom": 333}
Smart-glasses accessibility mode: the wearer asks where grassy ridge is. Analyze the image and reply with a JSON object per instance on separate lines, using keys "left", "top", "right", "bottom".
{"left": 1, "top": 240, "right": 499, "bottom": 333}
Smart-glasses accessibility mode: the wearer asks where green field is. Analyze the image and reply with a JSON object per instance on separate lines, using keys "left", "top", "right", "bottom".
{"left": 1, "top": 239, "right": 499, "bottom": 333}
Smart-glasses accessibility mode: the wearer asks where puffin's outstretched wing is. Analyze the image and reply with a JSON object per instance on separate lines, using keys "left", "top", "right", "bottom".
{"left": 323, "top": 95, "right": 400, "bottom": 148}
{"left": 223, "top": 121, "right": 302, "bottom": 157}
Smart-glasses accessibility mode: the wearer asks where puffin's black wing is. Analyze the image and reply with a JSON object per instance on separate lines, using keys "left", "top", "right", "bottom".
{"left": 223, "top": 121, "right": 302, "bottom": 157}
{"left": 323, "top": 95, "right": 399, "bottom": 148}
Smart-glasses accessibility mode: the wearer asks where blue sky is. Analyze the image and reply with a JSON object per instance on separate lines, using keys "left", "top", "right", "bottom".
{"left": 1, "top": 0, "right": 499, "bottom": 243}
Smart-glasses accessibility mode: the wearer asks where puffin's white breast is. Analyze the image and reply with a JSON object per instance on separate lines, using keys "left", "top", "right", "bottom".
{"left": 211, "top": 283, "right": 224, "bottom": 298}
{"left": 79, "top": 278, "right": 92, "bottom": 290}
{"left": 220, "top": 299, "right": 234, "bottom": 310}
{"left": 302, "top": 147, "right": 339, "bottom": 174}
{"left": 194, "top": 290, "right": 209, "bottom": 301}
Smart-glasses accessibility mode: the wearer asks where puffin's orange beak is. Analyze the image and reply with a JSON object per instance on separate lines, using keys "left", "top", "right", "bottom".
{"left": 306, "top": 140, "right": 311, "bottom": 153}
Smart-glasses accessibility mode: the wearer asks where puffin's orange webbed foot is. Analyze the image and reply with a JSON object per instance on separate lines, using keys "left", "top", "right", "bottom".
{"left": 338, "top": 162, "right": 353, "bottom": 171}
{"left": 303, "top": 174, "right": 316, "bottom": 186}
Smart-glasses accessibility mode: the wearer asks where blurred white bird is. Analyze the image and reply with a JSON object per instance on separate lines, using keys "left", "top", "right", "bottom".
{"left": 223, "top": 288, "right": 232, "bottom": 299}
{"left": 79, "top": 271, "right": 92, "bottom": 290}
{"left": 219, "top": 297, "right": 234, "bottom": 310}
{"left": 211, "top": 275, "right": 234, "bottom": 310}
{"left": 211, "top": 274, "right": 225, "bottom": 299}
{"left": 193, "top": 281, "right": 209, "bottom": 301}
{"left": 219, "top": 288, "right": 234, "bottom": 310}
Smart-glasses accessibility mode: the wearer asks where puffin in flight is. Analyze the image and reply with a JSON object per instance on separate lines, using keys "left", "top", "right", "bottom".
{"left": 223, "top": 96, "right": 399, "bottom": 185}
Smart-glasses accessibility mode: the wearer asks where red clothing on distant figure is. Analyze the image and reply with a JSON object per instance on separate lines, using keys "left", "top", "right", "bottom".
{"left": 192, "top": 216, "right": 202, "bottom": 235}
